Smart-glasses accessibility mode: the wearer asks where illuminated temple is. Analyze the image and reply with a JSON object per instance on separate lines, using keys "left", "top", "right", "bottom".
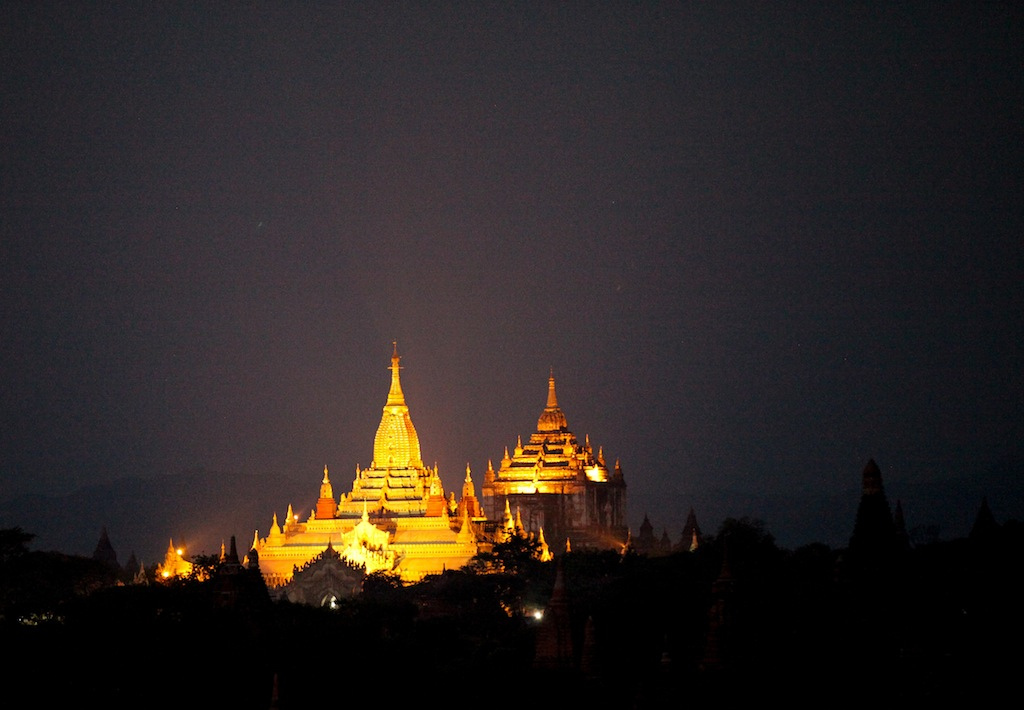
{"left": 247, "top": 344, "right": 627, "bottom": 598}
{"left": 481, "top": 371, "right": 628, "bottom": 551}
{"left": 251, "top": 344, "right": 481, "bottom": 590}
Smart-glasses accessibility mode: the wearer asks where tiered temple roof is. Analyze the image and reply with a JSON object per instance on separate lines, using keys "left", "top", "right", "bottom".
{"left": 482, "top": 370, "right": 627, "bottom": 550}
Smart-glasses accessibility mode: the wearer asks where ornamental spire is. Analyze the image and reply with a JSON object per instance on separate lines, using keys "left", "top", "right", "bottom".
{"left": 373, "top": 341, "right": 423, "bottom": 469}
{"left": 386, "top": 340, "right": 406, "bottom": 406}
{"left": 538, "top": 369, "right": 568, "bottom": 432}
{"left": 321, "top": 474, "right": 331, "bottom": 497}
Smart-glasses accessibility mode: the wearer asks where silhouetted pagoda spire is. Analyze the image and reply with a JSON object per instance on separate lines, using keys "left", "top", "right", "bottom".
{"left": 213, "top": 535, "right": 271, "bottom": 610}
{"left": 92, "top": 526, "right": 119, "bottom": 570}
{"left": 679, "top": 508, "right": 702, "bottom": 552}
{"left": 848, "top": 459, "right": 897, "bottom": 554}
{"left": 220, "top": 534, "right": 241, "bottom": 567}
{"left": 636, "top": 513, "right": 656, "bottom": 555}
{"left": 969, "top": 496, "right": 1000, "bottom": 542}
{"left": 659, "top": 528, "right": 672, "bottom": 554}
{"left": 844, "top": 459, "right": 903, "bottom": 584}
{"left": 125, "top": 551, "right": 139, "bottom": 577}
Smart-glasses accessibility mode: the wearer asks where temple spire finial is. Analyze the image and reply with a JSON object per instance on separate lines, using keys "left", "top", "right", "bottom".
{"left": 386, "top": 341, "right": 406, "bottom": 406}
{"left": 546, "top": 368, "right": 558, "bottom": 408}
{"left": 537, "top": 368, "right": 568, "bottom": 431}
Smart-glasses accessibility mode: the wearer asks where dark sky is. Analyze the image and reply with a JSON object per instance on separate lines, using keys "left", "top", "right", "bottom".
{"left": 2, "top": 2, "right": 1022, "bottom": 550}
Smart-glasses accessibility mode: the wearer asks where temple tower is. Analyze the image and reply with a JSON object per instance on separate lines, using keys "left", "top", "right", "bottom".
{"left": 254, "top": 343, "right": 480, "bottom": 589}
{"left": 481, "top": 370, "right": 627, "bottom": 550}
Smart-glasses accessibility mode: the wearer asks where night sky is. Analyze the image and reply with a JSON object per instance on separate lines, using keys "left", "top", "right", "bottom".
{"left": 2, "top": 3, "right": 1022, "bottom": 556}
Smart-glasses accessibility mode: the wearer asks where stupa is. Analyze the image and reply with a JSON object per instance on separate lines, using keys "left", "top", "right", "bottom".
{"left": 252, "top": 343, "right": 481, "bottom": 588}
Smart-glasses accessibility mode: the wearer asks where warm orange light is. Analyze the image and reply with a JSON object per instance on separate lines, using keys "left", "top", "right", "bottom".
{"left": 156, "top": 541, "right": 194, "bottom": 580}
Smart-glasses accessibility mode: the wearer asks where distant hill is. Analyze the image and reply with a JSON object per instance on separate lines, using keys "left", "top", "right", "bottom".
{"left": 0, "top": 469, "right": 313, "bottom": 566}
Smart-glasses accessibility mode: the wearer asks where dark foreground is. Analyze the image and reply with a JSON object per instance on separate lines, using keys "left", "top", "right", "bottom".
{"left": 3, "top": 519, "right": 1021, "bottom": 708}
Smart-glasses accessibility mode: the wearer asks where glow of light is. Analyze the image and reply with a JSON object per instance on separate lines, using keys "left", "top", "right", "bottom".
{"left": 586, "top": 465, "right": 606, "bottom": 482}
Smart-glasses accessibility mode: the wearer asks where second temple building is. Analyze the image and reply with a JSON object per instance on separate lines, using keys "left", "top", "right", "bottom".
{"left": 481, "top": 370, "right": 628, "bottom": 550}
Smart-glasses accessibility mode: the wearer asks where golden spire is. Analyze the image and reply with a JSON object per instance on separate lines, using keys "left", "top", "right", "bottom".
{"left": 386, "top": 340, "right": 405, "bottom": 407}
{"left": 372, "top": 341, "right": 423, "bottom": 469}
{"left": 538, "top": 527, "right": 552, "bottom": 562}
{"left": 537, "top": 370, "right": 568, "bottom": 432}
{"left": 316, "top": 464, "right": 337, "bottom": 519}
{"left": 429, "top": 468, "right": 444, "bottom": 496}
{"left": 457, "top": 505, "right": 475, "bottom": 542}
{"left": 503, "top": 498, "right": 514, "bottom": 530}
{"left": 319, "top": 465, "right": 334, "bottom": 500}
